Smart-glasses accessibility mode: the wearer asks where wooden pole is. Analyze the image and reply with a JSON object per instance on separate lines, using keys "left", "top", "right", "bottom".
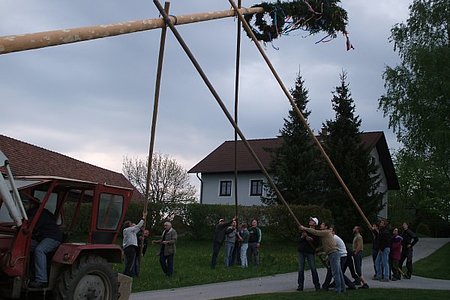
{"left": 233, "top": 0, "right": 242, "bottom": 219}
{"left": 141, "top": 1, "right": 170, "bottom": 257}
{"left": 0, "top": 7, "right": 263, "bottom": 55}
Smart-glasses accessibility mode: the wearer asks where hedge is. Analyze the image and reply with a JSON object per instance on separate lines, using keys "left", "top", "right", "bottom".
{"left": 123, "top": 202, "right": 333, "bottom": 242}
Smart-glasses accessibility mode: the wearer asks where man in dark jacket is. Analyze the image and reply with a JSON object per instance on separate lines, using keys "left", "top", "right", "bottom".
{"left": 247, "top": 219, "right": 262, "bottom": 266}
{"left": 211, "top": 217, "right": 236, "bottom": 269}
{"left": 297, "top": 217, "right": 321, "bottom": 291}
{"left": 400, "top": 222, "right": 419, "bottom": 279}
{"left": 27, "top": 203, "right": 63, "bottom": 288}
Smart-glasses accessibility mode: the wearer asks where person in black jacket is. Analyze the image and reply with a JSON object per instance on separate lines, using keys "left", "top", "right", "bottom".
{"left": 399, "top": 222, "right": 419, "bottom": 279}
{"left": 297, "top": 217, "right": 321, "bottom": 291}
{"left": 211, "top": 217, "right": 236, "bottom": 269}
{"left": 27, "top": 202, "right": 63, "bottom": 288}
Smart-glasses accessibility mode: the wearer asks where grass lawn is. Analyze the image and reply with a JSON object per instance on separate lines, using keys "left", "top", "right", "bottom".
{"left": 218, "top": 289, "right": 450, "bottom": 300}
{"left": 414, "top": 242, "right": 450, "bottom": 280}
{"left": 125, "top": 239, "right": 300, "bottom": 292}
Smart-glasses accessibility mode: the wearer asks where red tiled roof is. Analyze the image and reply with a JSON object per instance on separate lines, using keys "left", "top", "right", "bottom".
{"left": 189, "top": 131, "right": 399, "bottom": 190}
{"left": 0, "top": 134, "right": 144, "bottom": 201}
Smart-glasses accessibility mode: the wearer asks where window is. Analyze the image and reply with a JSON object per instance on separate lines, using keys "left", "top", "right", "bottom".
{"left": 250, "top": 180, "right": 263, "bottom": 196}
{"left": 97, "top": 193, "right": 124, "bottom": 230}
{"left": 219, "top": 180, "right": 232, "bottom": 197}
{"left": 34, "top": 190, "right": 58, "bottom": 214}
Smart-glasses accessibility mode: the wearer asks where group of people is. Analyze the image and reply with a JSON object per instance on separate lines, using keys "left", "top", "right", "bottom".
{"left": 120, "top": 213, "right": 418, "bottom": 292}
{"left": 122, "top": 215, "right": 262, "bottom": 278}
{"left": 371, "top": 220, "right": 419, "bottom": 281}
{"left": 211, "top": 217, "right": 262, "bottom": 269}
{"left": 298, "top": 218, "right": 363, "bottom": 294}
{"left": 297, "top": 217, "right": 418, "bottom": 294}
{"left": 122, "top": 213, "right": 177, "bottom": 278}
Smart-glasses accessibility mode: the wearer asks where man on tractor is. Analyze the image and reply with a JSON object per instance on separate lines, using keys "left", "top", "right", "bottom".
{"left": 26, "top": 200, "right": 63, "bottom": 288}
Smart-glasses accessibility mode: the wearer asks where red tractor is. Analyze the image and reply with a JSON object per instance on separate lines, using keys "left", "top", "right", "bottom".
{"left": 0, "top": 150, "right": 133, "bottom": 299}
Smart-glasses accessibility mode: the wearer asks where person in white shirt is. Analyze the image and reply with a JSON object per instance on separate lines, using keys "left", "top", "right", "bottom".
{"left": 322, "top": 228, "right": 357, "bottom": 290}
{"left": 122, "top": 212, "right": 147, "bottom": 277}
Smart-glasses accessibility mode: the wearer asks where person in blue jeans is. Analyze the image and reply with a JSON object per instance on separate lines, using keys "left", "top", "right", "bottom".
{"left": 211, "top": 217, "right": 235, "bottom": 269}
{"left": 27, "top": 202, "right": 63, "bottom": 288}
{"left": 375, "top": 219, "right": 391, "bottom": 281}
{"left": 224, "top": 220, "right": 237, "bottom": 267}
{"left": 297, "top": 217, "right": 321, "bottom": 291}
{"left": 300, "top": 222, "right": 345, "bottom": 294}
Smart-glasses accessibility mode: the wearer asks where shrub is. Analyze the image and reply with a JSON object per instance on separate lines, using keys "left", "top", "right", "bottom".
{"left": 416, "top": 222, "right": 431, "bottom": 237}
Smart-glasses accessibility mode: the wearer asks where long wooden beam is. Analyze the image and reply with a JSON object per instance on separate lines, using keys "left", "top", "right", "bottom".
{"left": 0, "top": 7, "right": 263, "bottom": 55}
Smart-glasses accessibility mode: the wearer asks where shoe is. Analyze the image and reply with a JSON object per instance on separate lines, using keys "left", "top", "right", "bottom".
{"left": 353, "top": 279, "right": 362, "bottom": 286}
{"left": 360, "top": 283, "right": 369, "bottom": 289}
{"left": 296, "top": 287, "right": 303, "bottom": 291}
{"left": 29, "top": 281, "right": 48, "bottom": 288}
{"left": 380, "top": 278, "right": 389, "bottom": 282}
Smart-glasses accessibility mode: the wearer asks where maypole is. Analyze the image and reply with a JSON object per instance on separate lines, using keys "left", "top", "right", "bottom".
{"left": 0, "top": 7, "right": 263, "bottom": 55}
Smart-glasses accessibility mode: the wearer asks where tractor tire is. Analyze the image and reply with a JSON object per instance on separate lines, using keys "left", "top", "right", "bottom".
{"left": 55, "top": 255, "right": 118, "bottom": 300}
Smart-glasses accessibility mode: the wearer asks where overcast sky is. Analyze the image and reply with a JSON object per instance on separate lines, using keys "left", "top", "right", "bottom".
{"left": 1, "top": 1, "right": 411, "bottom": 183}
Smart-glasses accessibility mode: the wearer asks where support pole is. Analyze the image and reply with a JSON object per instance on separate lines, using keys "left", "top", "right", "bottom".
{"left": 228, "top": 0, "right": 372, "bottom": 229}
{"left": 0, "top": 7, "right": 263, "bottom": 55}
{"left": 153, "top": 0, "right": 301, "bottom": 227}
{"left": 143, "top": 2, "right": 170, "bottom": 227}
{"left": 233, "top": 0, "right": 242, "bottom": 219}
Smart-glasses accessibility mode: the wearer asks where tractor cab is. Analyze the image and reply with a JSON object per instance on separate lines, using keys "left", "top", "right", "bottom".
{"left": 0, "top": 151, "right": 133, "bottom": 299}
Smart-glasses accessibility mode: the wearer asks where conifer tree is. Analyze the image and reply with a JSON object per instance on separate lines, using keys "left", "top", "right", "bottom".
{"left": 322, "top": 71, "right": 382, "bottom": 238}
{"left": 266, "top": 71, "right": 325, "bottom": 205}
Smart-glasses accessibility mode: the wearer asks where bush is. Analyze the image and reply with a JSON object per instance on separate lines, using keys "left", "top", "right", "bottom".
{"left": 416, "top": 222, "right": 431, "bottom": 237}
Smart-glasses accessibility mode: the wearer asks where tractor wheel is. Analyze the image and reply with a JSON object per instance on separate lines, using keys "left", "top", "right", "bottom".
{"left": 56, "top": 255, "right": 118, "bottom": 300}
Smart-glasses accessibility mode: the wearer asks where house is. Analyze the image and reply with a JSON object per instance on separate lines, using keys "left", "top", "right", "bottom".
{"left": 0, "top": 134, "right": 143, "bottom": 202}
{"left": 188, "top": 131, "right": 399, "bottom": 219}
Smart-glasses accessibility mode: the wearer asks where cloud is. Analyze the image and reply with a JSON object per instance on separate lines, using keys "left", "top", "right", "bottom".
{"left": 0, "top": 0, "right": 410, "bottom": 181}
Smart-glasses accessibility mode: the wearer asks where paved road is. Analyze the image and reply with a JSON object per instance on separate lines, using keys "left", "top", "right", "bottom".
{"left": 130, "top": 238, "right": 450, "bottom": 300}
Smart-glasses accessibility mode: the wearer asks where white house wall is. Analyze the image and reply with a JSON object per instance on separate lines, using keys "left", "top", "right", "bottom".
{"left": 199, "top": 148, "right": 391, "bottom": 219}
{"left": 200, "top": 173, "right": 266, "bottom": 206}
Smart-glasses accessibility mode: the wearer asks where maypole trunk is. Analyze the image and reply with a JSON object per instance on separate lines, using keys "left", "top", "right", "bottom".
{"left": 0, "top": 7, "right": 263, "bottom": 55}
